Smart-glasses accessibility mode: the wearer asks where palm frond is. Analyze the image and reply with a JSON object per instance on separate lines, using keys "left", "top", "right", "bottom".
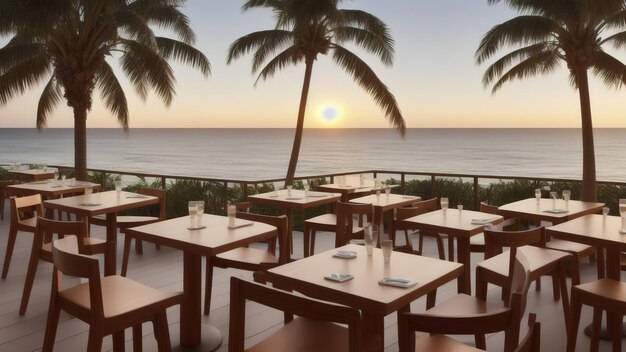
{"left": 0, "top": 53, "right": 52, "bottom": 106}
{"left": 0, "top": 41, "right": 46, "bottom": 73}
{"left": 476, "top": 15, "right": 560, "bottom": 64}
{"left": 250, "top": 31, "right": 295, "bottom": 73}
{"left": 128, "top": 0, "right": 196, "bottom": 44}
{"left": 36, "top": 77, "right": 63, "bottom": 130}
{"left": 331, "top": 44, "right": 405, "bottom": 137}
{"left": 591, "top": 50, "right": 626, "bottom": 89}
{"left": 227, "top": 30, "right": 293, "bottom": 66}
{"left": 96, "top": 61, "right": 129, "bottom": 129}
{"left": 332, "top": 26, "right": 394, "bottom": 66}
{"left": 114, "top": 8, "right": 158, "bottom": 49}
{"left": 489, "top": 50, "right": 561, "bottom": 93}
{"left": 602, "top": 9, "right": 626, "bottom": 31}
{"left": 334, "top": 9, "right": 390, "bottom": 38}
{"left": 601, "top": 30, "right": 626, "bottom": 49}
{"left": 482, "top": 42, "right": 557, "bottom": 86}
{"left": 156, "top": 37, "right": 211, "bottom": 77}
{"left": 254, "top": 46, "right": 301, "bottom": 85}
{"left": 119, "top": 39, "right": 175, "bottom": 106}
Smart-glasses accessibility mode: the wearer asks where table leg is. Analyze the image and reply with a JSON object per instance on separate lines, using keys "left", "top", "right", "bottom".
{"left": 284, "top": 208, "right": 293, "bottom": 258}
{"left": 361, "top": 311, "right": 385, "bottom": 351}
{"left": 104, "top": 213, "right": 117, "bottom": 276}
{"left": 456, "top": 237, "right": 471, "bottom": 294}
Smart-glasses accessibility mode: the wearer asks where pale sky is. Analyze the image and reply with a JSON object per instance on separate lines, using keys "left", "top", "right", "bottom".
{"left": 2, "top": 0, "right": 626, "bottom": 129}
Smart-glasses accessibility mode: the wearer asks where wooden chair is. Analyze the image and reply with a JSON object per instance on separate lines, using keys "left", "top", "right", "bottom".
{"left": 228, "top": 276, "right": 362, "bottom": 352}
{"left": 467, "top": 202, "right": 517, "bottom": 255}
{"left": 19, "top": 217, "right": 107, "bottom": 315}
{"left": 0, "top": 180, "right": 15, "bottom": 220}
{"left": 2, "top": 194, "right": 42, "bottom": 278}
{"left": 335, "top": 201, "right": 373, "bottom": 247}
{"left": 304, "top": 201, "right": 372, "bottom": 256}
{"left": 43, "top": 236, "right": 183, "bottom": 352}
{"left": 387, "top": 198, "right": 445, "bottom": 258}
{"left": 398, "top": 253, "right": 532, "bottom": 352}
{"left": 476, "top": 226, "right": 571, "bottom": 332}
{"left": 203, "top": 212, "right": 288, "bottom": 315}
{"left": 90, "top": 187, "right": 166, "bottom": 276}
{"left": 544, "top": 231, "right": 597, "bottom": 286}
{"left": 568, "top": 278, "right": 626, "bottom": 352}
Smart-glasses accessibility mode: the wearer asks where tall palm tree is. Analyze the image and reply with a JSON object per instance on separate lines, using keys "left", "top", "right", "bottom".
{"left": 228, "top": 0, "right": 405, "bottom": 186}
{"left": 0, "top": 0, "right": 210, "bottom": 180}
{"left": 477, "top": 0, "right": 626, "bottom": 201}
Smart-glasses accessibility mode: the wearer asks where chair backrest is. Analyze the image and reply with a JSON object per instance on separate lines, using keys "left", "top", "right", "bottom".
{"left": 235, "top": 201, "right": 252, "bottom": 212}
{"left": 335, "top": 201, "right": 373, "bottom": 247}
{"left": 514, "top": 313, "right": 540, "bottom": 352}
{"left": 483, "top": 226, "right": 545, "bottom": 260}
{"left": 11, "top": 194, "right": 43, "bottom": 223}
{"left": 228, "top": 277, "right": 362, "bottom": 352}
{"left": 51, "top": 236, "right": 104, "bottom": 318}
{"left": 36, "top": 216, "right": 90, "bottom": 252}
{"left": 480, "top": 202, "right": 516, "bottom": 229}
{"left": 139, "top": 187, "right": 166, "bottom": 220}
{"left": 235, "top": 212, "right": 289, "bottom": 264}
{"left": 396, "top": 198, "right": 438, "bottom": 221}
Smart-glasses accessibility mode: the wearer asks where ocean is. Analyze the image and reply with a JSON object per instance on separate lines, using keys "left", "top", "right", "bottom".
{"left": 0, "top": 128, "right": 625, "bottom": 183}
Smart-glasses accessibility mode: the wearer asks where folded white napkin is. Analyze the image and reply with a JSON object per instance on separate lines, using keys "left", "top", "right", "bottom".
{"left": 227, "top": 220, "right": 253, "bottom": 229}
{"left": 333, "top": 250, "right": 357, "bottom": 259}
{"left": 378, "top": 278, "right": 418, "bottom": 288}
{"left": 471, "top": 218, "right": 499, "bottom": 225}
{"left": 324, "top": 273, "right": 354, "bottom": 282}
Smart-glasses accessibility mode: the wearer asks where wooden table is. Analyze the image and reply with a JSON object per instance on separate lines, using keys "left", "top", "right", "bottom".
{"left": 9, "top": 169, "right": 55, "bottom": 182}
{"left": 403, "top": 209, "right": 503, "bottom": 294}
{"left": 125, "top": 214, "right": 277, "bottom": 350}
{"left": 349, "top": 193, "right": 421, "bottom": 240}
{"left": 265, "top": 243, "right": 463, "bottom": 350}
{"left": 248, "top": 189, "right": 340, "bottom": 259}
{"left": 7, "top": 179, "right": 100, "bottom": 200}
{"left": 498, "top": 198, "right": 604, "bottom": 225}
{"left": 43, "top": 191, "right": 158, "bottom": 276}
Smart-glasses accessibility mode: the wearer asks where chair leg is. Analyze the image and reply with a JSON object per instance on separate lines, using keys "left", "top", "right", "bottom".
{"left": 310, "top": 229, "right": 317, "bottom": 255}
{"left": 426, "top": 289, "right": 437, "bottom": 309}
{"left": 557, "top": 264, "right": 570, "bottom": 333}
{"left": 435, "top": 235, "right": 445, "bottom": 260}
{"left": 534, "top": 278, "right": 541, "bottom": 291}
{"left": 570, "top": 255, "right": 581, "bottom": 286}
{"left": 608, "top": 312, "right": 622, "bottom": 352}
{"left": 447, "top": 236, "right": 455, "bottom": 262}
{"left": 1, "top": 226, "right": 18, "bottom": 278}
{"left": 303, "top": 224, "right": 310, "bottom": 257}
{"left": 591, "top": 308, "right": 602, "bottom": 352}
{"left": 204, "top": 257, "right": 214, "bottom": 316}
{"left": 153, "top": 312, "right": 172, "bottom": 352}
{"left": 19, "top": 241, "right": 42, "bottom": 315}
{"left": 121, "top": 235, "right": 133, "bottom": 277}
{"left": 475, "top": 268, "right": 488, "bottom": 301}
{"left": 475, "top": 334, "right": 486, "bottom": 350}
{"left": 567, "top": 289, "right": 581, "bottom": 352}
{"left": 135, "top": 239, "right": 143, "bottom": 255}
{"left": 133, "top": 324, "right": 143, "bottom": 352}
{"left": 42, "top": 301, "right": 61, "bottom": 352}
{"left": 86, "top": 329, "right": 103, "bottom": 352}
{"left": 551, "top": 271, "right": 561, "bottom": 301}
{"left": 112, "top": 330, "right": 125, "bottom": 352}
{"left": 417, "top": 233, "right": 424, "bottom": 255}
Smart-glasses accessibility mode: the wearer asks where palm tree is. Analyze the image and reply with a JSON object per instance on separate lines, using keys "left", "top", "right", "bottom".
{"left": 227, "top": 0, "right": 405, "bottom": 186}
{"left": 477, "top": 0, "right": 626, "bottom": 202}
{"left": 0, "top": 0, "right": 210, "bottom": 180}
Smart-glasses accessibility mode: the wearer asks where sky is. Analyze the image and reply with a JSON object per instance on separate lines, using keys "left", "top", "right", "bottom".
{"left": 2, "top": 0, "right": 626, "bottom": 129}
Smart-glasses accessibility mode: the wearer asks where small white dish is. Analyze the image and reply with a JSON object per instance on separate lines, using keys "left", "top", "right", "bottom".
{"left": 324, "top": 273, "right": 354, "bottom": 282}
{"left": 227, "top": 220, "right": 253, "bottom": 229}
{"left": 187, "top": 225, "right": 207, "bottom": 230}
{"left": 333, "top": 250, "right": 357, "bottom": 259}
{"left": 543, "top": 209, "right": 568, "bottom": 214}
{"left": 471, "top": 218, "right": 498, "bottom": 225}
{"left": 378, "top": 278, "right": 418, "bottom": 288}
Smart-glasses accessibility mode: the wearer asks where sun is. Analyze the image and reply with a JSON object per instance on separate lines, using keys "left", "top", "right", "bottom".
{"left": 319, "top": 105, "right": 341, "bottom": 125}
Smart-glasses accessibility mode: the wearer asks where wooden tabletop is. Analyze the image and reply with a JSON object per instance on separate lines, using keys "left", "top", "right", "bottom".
{"left": 546, "top": 214, "right": 626, "bottom": 252}
{"left": 248, "top": 189, "right": 341, "bottom": 209}
{"left": 7, "top": 179, "right": 100, "bottom": 198}
{"left": 43, "top": 190, "right": 158, "bottom": 216}
{"left": 125, "top": 213, "right": 277, "bottom": 256}
{"left": 9, "top": 169, "right": 55, "bottom": 181}
{"left": 498, "top": 198, "right": 604, "bottom": 224}
{"left": 349, "top": 193, "right": 420, "bottom": 211}
{"left": 266, "top": 244, "right": 463, "bottom": 316}
{"left": 403, "top": 209, "right": 503, "bottom": 238}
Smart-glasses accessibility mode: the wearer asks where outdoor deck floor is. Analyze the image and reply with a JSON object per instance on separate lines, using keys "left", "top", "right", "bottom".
{"left": 0, "top": 204, "right": 621, "bottom": 351}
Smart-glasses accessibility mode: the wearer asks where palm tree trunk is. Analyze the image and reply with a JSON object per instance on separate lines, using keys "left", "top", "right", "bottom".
{"left": 284, "top": 56, "right": 314, "bottom": 186}
{"left": 576, "top": 66, "right": 596, "bottom": 202}
{"left": 74, "top": 106, "right": 88, "bottom": 181}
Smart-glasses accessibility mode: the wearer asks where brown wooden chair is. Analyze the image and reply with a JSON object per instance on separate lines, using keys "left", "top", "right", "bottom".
{"left": 19, "top": 217, "right": 107, "bottom": 315}
{"left": 398, "top": 253, "right": 532, "bottom": 352}
{"left": 2, "top": 194, "right": 42, "bottom": 278}
{"left": 568, "top": 278, "right": 626, "bottom": 352}
{"left": 304, "top": 201, "right": 372, "bottom": 256}
{"left": 203, "top": 212, "right": 288, "bottom": 315}
{"left": 387, "top": 198, "right": 446, "bottom": 258}
{"left": 544, "top": 232, "right": 597, "bottom": 286}
{"left": 476, "top": 226, "right": 571, "bottom": 332}
{"left": 0, "top": 180, "right": 15, "bottom": 221}
{"left": 335, "top": 201, "right": 373, "bottom": 247}
{"left": 467, "top": 202, "right": 517, "bottom": 255}
{"left": 43, "top": 236, "right": 183, "bottom": 352}
{"left": 90, "top": 187, "right": 166, "bottom": 276}
{"left": 228, "top": 276, "right": 362, "bottom": 352}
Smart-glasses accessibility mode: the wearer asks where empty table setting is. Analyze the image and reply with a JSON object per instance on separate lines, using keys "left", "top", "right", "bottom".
{"left": 9, "top": 168, "right": 55, "bottom": 182}
{"left": 265, "top": 243, "right": 463, "bottom": 350}
{"left": 6, "top": 178, "right": 100, "bottom": 200}
{"left": 498, "top": 197, "right": 604, "bottom": 225}
{"left": 125, "top": 213, "right": 277, "bottom": 351}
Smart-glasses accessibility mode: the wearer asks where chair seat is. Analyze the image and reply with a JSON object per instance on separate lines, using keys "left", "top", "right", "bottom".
{"left": 18, "top": 217, "right": 37, "bottom": 231}
{"left": 246, "top": 316, "right": 350, "bottom": 352}
{"left": 91, "top": 215, "right": 160, "bottom": 229}
{"left": 478, "top": 245, "right": 571, "bottom": 275}
{"left": 60, "top": 275, "right": 182, "bottom": 319}
{"left": 575, "top": 278, "right": 626, "bottom": 303}
{"left": 469, "top": 232, "right": 484, "bottom": 246}
{"left": 545, "top": 238, "right": 593, "bottom": 254}
{"left": 414, "top": 333, "right": 483, "bottom": 352}
{"left": 425, "top": 293, "right": 505, "bottom": 317}
{"left": 216, "top": 247, "right": 278, "bottom": 267}
{"left": 305, "top": 214, "right": 337, "bottom": 227}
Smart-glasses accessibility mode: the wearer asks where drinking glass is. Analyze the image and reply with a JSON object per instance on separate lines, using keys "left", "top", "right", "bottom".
{"left": 115, "top": 180, "right": 122, "bottom": 198}
{"left": 440, "top": 197, "right": 449, "bottom": 213}
{"left": 188, "top": 201, "right": 198, "bottom": 228}
{"left": 273, "top": 182, "right": 281, "bottom": 196}
{"left": 196, "top": 201, "right": 205, "bottom": 227}
{"left": 287, "top": 185, "right": 293, "bottom": 197}
{"left": 359, "top": 174, "right": 365, "bottom": 187}
{"left": 54, "top": 171, "right": 59, "bottom": 184}
{"left": 534, "top": 189, "right": 541, "bottom": 203}
{"left": 227, "top": 201, "right": 236, "bottom": 227}
{"left": 457, "top": 204, "right": 463, "bottom": 212}
{"left": 620, "top": 199, "right": 626, "bottom": 232}
{"left": 550, "top": 191, "right": 557, "bottom": 210}
{"left": 376, "top": 189, "right": 381, "bottom": 202}
{"left": 84, "top": 187, "right": 93, "bottom": 196}
{"left": 61, "top": 175, "right": 66, "bottom": 185}
{"left": 562, "top": 190, "right": 571, "bottom": 210}
{"left": 303, "top": 181, "right": 310, "bottom": 197}
{"left": 384, "top": 186, "right": 391, "bottom": 197}
{"left": 364, "top": 224, "right": 379, "bottom": 256}
{"left": 603, "top": 206, "right": 610, "bottom": 219}
{"left": 381, "top": 239, "right": 393, "bottom": 264}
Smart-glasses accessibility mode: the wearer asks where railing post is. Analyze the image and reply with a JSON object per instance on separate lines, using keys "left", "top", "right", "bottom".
{"left": 224, "top": 181, "right": 228, "bottom": 213}
{"left": 161, "top": 176, "right": 166, "bottom": 190}
{"left": 401, "top": 173, "right": 405, "bottom": 194}
{"left": 431, "top": 175, "right": 436, "bottom": 197}
{"left": 474, "top": 177, "right": 479, "bottom": 210}
{"left": 242, "top": 182, "right": 248, "bottom": 200}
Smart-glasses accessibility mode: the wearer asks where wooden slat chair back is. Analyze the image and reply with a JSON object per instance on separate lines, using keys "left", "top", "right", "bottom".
{"left": 388, "top": 197, "right": 445, "bottom": 257}
{"left": 43, "top": 236, "right": 183, "bottom": 352}
{"left": 468, "top": 202, "right": 517, "bottom": 257}
{"left": 20, "top": 217, "right": 107, "bottom": 314}
{"left": 0, "top": 180, "right": 15, "bottom": 220}
{"left": 228, "top": 277, "right": 362, "bottom": 352}
{"left": 398, "top": 253, "right": 532, "bottom": 352}
{"left": 335, "top": 201, "right": 373, "bottom": 247}
{"left": 2, "top": 194, "right": 43, "bottom": 278}
{"left": 203, "top": 212, "right": 288, "bottom": 315}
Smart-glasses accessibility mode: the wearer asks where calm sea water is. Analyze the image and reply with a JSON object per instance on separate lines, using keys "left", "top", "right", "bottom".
{"left": 0, "top": 128, "right": 625, "bottom": 182}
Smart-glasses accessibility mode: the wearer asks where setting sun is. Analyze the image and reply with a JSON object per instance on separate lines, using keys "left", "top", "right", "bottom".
{"left": 319, "top": 104, "right": 341, "bottom": 125}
